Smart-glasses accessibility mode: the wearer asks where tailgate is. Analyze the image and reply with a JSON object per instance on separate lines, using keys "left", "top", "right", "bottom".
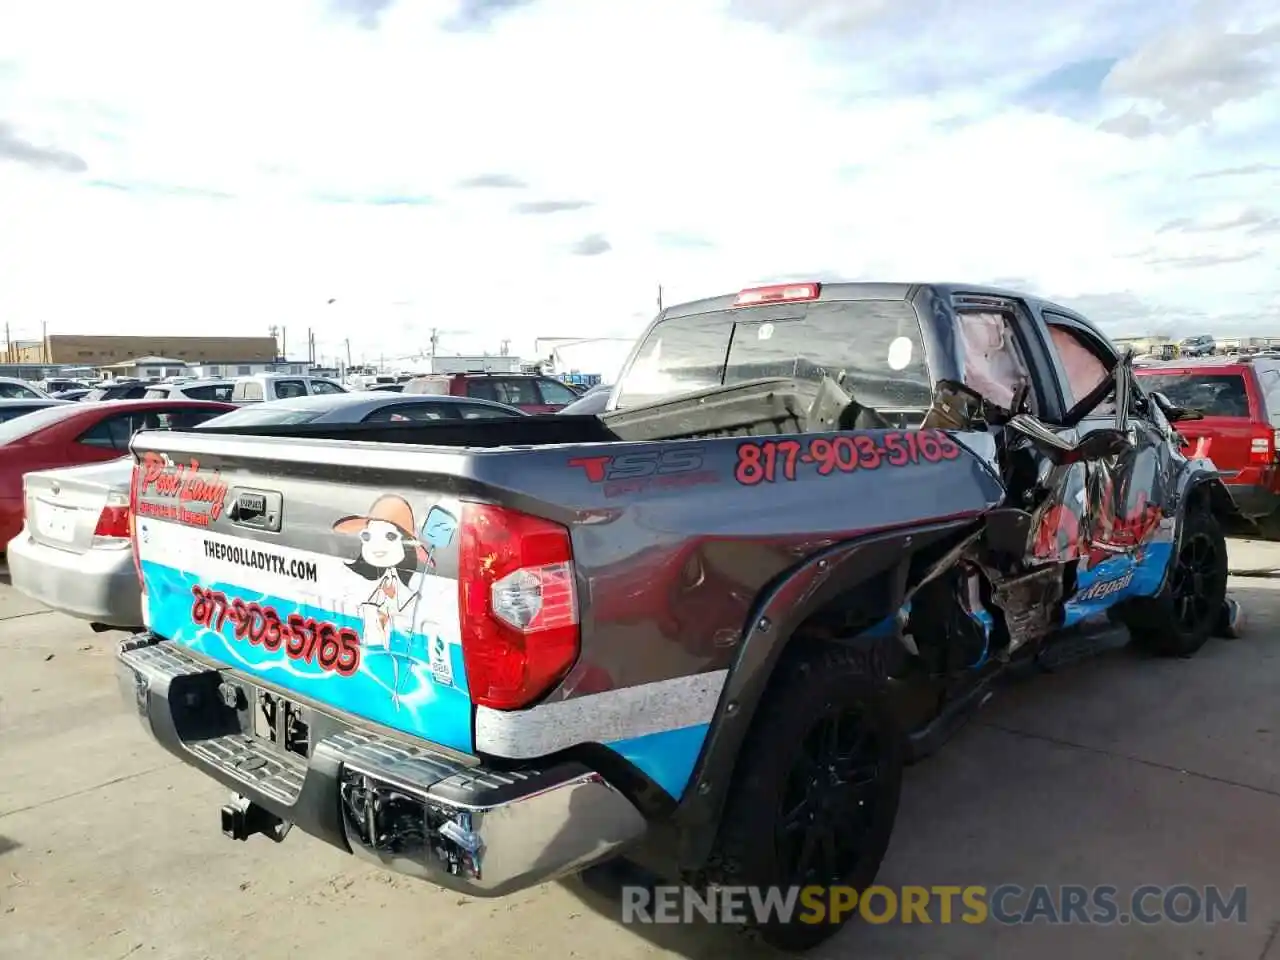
{"left": 1170, "top": 416, "right": 1256, "bottom": 476}
{"left": 130, "top": 435, "right": 474, "bottom": 753}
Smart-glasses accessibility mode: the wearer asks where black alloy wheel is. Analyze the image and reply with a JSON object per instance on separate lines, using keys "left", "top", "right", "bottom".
{"left": 779, "top": 707, "right": 884, "bottom": 887}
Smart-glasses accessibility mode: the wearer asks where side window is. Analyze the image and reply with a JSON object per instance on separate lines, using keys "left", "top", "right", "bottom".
{"left": 183, "top": 385, "right": 215, "bottom": 400}
{"left": 536, "top": 379, "right": 578, "bottom": 405}
{"left": 362, "top": 403, "right": 449, "bottom": 423}
{"left": 491, "top": 378, "right": 540, "bottom": 406}
{"left": 310, "top": 380, "right": 344, "bottom": 395}
{"left": 275, "top": 379, "right": 308, "bottom": 399}
{"left": 79, "top": 414, "right": 138, "bottom": 451}
{"left": 1044, "top": 322, "right": 1114, "bottom": 414}
{"left": 460, "top": 403, "right": 515, "bottom": 419}
{"left": 465, "top": 380, "right": 498, "bottom": 401}
{"left": 143, "top": 388, "right": 169, "bottom": 399}
{"left": 955, "top": 311, "right": 1034, "bottom": 412}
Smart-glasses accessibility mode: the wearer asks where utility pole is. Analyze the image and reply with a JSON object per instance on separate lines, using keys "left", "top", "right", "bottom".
{"left": 281, "top": 326, "right": 287, "bottom": 360}
{"left": 4, "top": 321, "right": 10, "bottom": 363}
{"left": 344, "top": 338, "right": 352, "bottom": 368}
{"left": 42, "top": 321, "right": 48, "bottom": 364}
{"left": 657, "top": 283, "right": 664, "bottom": 313}
{"left": 429, "top": 327, "right": 439, "bottom": 358}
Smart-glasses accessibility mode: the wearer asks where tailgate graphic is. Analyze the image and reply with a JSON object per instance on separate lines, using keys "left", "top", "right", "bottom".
{"left": 136, "top": 495, "right": 473, "bottom": 753}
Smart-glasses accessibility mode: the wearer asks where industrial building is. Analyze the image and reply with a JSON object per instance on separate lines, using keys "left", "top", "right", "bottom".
{"left": 9, "top": 334, "right": 279, "bottom": 366}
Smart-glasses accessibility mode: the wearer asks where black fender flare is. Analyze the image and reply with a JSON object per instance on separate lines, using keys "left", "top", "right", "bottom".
{"left": 666, "top": 514, "right": 984, "bottom": 871}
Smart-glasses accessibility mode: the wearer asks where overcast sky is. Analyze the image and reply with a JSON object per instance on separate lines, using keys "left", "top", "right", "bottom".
{"left": 0, "top": 0, "right": 1277, "bottom": 366}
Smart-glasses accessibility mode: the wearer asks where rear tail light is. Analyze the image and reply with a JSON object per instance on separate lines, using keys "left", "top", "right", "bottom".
{"left": 128, "top": 465, "right": 146, "bottom": 592}
{"left": 1250, "top": 426, "right": 1274, "bottom": 465}
{"left": 733, "top": 282, "right": 820, "bottom": 307}
{"left": 458, "top": 502, "right": 579, "bottom": 710}
{"left": 93, "top": 491, "right": 132, "bottom": 546}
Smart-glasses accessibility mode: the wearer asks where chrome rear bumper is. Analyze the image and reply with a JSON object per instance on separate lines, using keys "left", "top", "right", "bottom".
{"left": 117, "top": 635, "right": 647, "bottom": 896}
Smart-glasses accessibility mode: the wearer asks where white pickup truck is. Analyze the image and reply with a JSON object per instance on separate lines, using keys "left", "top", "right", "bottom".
{"left": 231, "top": 374, "right": 347, "bottom": 404}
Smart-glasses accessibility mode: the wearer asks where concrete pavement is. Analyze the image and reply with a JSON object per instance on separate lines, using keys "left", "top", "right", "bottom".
{"left": 1, "top": 545, "right": 1278, "bottom": 960}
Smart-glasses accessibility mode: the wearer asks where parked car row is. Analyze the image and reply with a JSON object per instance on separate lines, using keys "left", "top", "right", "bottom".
{"left": 1, "top": 388, "right": 547, "bottom": 631}
{"left": 1134, "top": 353, "right": 1280, "bottom": 537}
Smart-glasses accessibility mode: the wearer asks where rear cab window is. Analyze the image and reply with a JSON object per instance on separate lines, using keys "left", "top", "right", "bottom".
{"left": 310, "top": 379, "right": 345, "bottom": 395}
{"left": 614, "top": 298, "right": 933, "bottom": 417}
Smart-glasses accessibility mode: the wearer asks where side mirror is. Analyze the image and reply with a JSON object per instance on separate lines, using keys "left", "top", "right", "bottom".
{"left": 1149, "top": 390, "right": 1204, "bottom": 422}
{"left": 1006, "top": 414, "right": 1135, "bottom": 466}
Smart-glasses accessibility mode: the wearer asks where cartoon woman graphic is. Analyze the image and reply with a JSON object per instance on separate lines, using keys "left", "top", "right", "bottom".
{"left": 333, "top": 495, "right": 428, "bottom": 707}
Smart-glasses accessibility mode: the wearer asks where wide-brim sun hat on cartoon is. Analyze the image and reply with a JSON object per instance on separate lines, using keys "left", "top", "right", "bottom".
{"left": 333, "top": 494, "right": 428, "bottom": 562}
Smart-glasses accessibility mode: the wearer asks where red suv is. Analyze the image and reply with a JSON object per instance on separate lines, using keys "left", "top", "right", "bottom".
{"left": 1136, "top": 356, "right": 1280, "bottom": 533}
{"left": 401, "top": 373, "right": 579, "bottom": 413}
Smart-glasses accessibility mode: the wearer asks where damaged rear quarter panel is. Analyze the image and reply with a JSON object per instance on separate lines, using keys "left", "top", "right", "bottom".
{"left": 472, "top": 429, "right": 1006, "bottom": 801}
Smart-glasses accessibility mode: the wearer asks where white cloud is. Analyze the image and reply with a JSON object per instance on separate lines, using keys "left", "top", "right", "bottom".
{"left": 0, "top": 0, "right": 1278, "bottom": 368}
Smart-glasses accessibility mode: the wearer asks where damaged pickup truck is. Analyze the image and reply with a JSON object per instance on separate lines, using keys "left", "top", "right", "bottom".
{"left": 117, "top": 282, "right": 1246, "bottom": 950}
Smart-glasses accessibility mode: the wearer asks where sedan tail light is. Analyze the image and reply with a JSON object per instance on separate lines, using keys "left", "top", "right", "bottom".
{"left": 93, "top": 491, "right": 132, "bottom": 547}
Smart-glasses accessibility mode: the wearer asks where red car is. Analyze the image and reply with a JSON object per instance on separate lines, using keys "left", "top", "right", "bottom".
{"left": 1136, "top": 355, "right": 1280, "bottom": 534}
{"left": 402, "top": 373, "right": 579, "bottom": 413}
{"left": 0, "top": 399, "right": 235, "bottom": 550}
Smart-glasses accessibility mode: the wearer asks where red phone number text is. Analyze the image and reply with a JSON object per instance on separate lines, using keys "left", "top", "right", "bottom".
{"left": 735, "top": 430, "right": 963, "bottom": 486}
{"left": 190, "top": 585, "right": 361, "bottom": 676}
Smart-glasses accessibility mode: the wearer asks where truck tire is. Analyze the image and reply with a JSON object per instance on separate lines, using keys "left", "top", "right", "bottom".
{"left": 705, "top": 643, "right": 904, "bottom": 952}
{"left": 1125, "top": 508, "right": 1228, "bottom": 657}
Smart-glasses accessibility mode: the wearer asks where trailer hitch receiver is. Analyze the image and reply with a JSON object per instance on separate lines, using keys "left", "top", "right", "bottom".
{"left": 220, "top": 794, "right": 293, "bottom": 843}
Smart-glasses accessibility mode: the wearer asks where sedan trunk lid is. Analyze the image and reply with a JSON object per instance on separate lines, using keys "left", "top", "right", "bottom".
{"left": 24, "top": 458, "right": 134, "bottom": 554}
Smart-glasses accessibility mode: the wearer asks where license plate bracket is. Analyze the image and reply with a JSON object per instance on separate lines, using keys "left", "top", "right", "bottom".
{"left": 37, "top": 501, "right": 76, "bottom": 543}
{"left": 253, "top": 687, "right": 310, "bottom": 760}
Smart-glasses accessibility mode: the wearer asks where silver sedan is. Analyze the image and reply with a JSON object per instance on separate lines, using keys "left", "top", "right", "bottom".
{"left": 7, "top": 393, "right": 527, "bottom": 630}
{"left": 7, "top": 457, "right": 142, "bottom": 629}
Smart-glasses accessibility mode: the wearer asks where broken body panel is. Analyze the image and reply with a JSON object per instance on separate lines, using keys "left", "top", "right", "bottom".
{"left": 121, "top": 281, "right": 1243, "bottom": 889}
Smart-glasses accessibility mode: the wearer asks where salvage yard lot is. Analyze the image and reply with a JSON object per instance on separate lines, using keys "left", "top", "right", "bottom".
{"left": 2, "top": 547, "right": 1279, "bottom": 960}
